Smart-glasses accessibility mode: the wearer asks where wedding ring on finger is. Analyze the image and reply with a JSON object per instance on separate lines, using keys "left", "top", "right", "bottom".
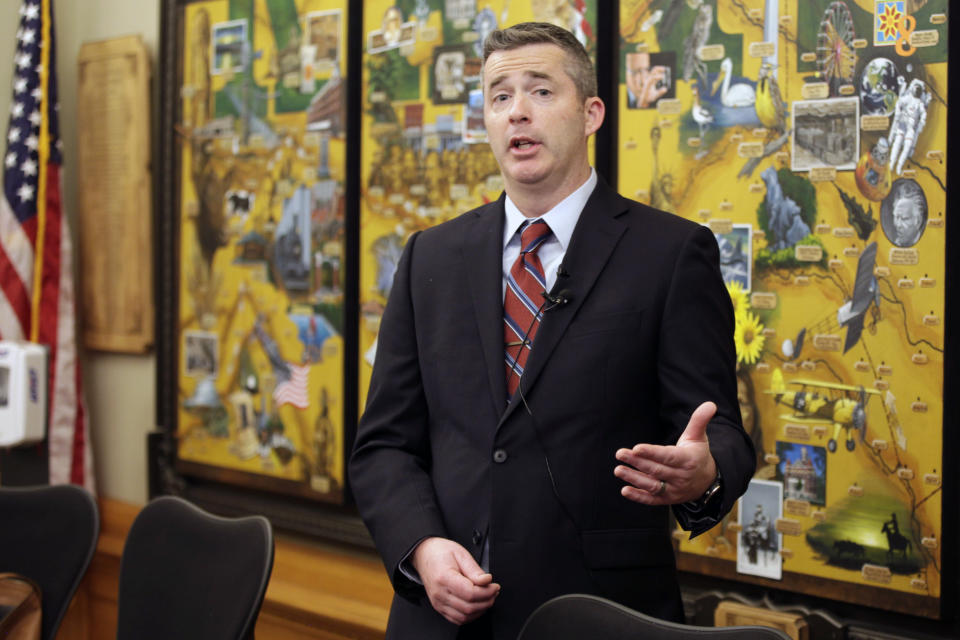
{"left": 654, "top": 479, "right": 666, "bottom": 496}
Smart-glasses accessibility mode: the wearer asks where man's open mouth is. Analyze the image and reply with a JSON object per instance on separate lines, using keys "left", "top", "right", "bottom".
{"left": 511, "top": 137, "right": 538, "bottom": 149}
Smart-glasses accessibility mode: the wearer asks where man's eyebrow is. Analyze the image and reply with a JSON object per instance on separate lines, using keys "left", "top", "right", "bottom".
{"left": 487, "top": 73, "right": 507, "bottom": 91}
{"left": 486, "top": 69, "right": 554, "bottom": 91}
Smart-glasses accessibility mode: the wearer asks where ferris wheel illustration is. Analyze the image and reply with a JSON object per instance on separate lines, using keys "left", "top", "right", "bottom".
{"left": 816, "top": 1, "right": 858, "bottom": 95}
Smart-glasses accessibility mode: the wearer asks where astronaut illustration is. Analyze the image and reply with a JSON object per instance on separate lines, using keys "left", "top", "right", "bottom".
{"left": 888, "top": 78, "right": 932, "bottom": 175}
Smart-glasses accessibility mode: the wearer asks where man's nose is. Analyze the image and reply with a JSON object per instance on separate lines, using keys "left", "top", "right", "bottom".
{"left": 508, "top": 94, "right": 530, "bottom": 123}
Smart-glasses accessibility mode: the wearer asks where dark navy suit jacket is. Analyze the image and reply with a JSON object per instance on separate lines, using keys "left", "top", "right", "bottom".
{"left": 350, "top": 178, "right": 756, "bottom": 639}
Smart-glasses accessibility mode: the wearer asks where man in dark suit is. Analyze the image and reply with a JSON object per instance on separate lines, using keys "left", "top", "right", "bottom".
{"left": 350, "top": 22, "right": 756, "bottom": 640}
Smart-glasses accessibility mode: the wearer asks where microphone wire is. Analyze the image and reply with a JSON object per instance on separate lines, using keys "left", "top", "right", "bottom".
{"left": 510, "top": 290, "right": 581, "bottom": 534}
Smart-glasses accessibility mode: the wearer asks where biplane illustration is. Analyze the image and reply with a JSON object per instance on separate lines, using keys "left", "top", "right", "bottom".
{"left": 836, "top": 242, "right": 879, "bottom": 353}
{"left": 767, "top": 369, "right": 881, "bottom": 453}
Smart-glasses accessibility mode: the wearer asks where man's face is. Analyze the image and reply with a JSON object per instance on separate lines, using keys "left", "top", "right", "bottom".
{"left": 625, "top": 52, "right": 669, "bottom": 108}
{"left": 893, "top": 199, "right": 920, "bottom": 240}
{"left": 625, "top": 53, "right": 650, "bottom": 98}
{"left": 482, "top": 43, "right": 603, "bottom": 201}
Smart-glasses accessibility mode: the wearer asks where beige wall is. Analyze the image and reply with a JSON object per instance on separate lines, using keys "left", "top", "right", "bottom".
{"left": 1, "top": 0, "right": 161, "bottom": 504}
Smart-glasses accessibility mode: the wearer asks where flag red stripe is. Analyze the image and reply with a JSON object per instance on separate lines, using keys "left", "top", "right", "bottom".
{"left": 36, "top": 162, "right": 62, "bottom": 349}
{"left": 0, "top": 241, "right": 32, "bottom": 334}
{"left": 38, "top": 162, "right": 63, "bottom": 478}
{"left": 0, "top": 212, "right": 38, "bottom": 336}
{"left": 71, "top": 360, "right": 86, "bottom": 485}
{"left": 21, "top": 209, "right": 39, "bottom": 245}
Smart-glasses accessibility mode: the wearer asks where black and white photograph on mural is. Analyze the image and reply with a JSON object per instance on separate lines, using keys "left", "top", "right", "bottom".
{"left": 791, "top": 97, "right": 859, "bottom": 172}
{"left": 738, "top": 478, "right": 783, "bottom": 580}
{"left": 881, "top": 178, "right": 928, "bottom": 248}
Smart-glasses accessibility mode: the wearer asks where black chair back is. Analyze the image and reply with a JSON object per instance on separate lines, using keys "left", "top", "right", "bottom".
{"left": 0, "top": 484, "right": 99, "bottom": 640}
{"left": 115, "top": 495, "right": 274, "bottom": 640}
{"left": 518, "top": 594, "right": 793, "bottom": 640}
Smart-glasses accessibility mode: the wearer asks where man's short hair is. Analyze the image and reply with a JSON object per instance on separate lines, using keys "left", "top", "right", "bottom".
{"left": 897, "top": 180, "right": 925, "bottom": 214}
{"left": 482, "top": 22, "right": 597, "bottom": 100}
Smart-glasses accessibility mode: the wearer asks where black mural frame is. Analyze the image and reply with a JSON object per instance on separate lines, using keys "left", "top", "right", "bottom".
{"left": 153, "top": 0, "right": 368, "bottom": 546}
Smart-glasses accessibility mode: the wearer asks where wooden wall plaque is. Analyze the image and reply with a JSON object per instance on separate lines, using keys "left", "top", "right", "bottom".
{"left": 76, "top": 35, "right": 153, "bottom": 353}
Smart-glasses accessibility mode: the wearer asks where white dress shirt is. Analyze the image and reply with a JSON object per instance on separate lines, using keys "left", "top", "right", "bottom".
{"left": 501, "top": 168, "right": 598, "bottom": 297}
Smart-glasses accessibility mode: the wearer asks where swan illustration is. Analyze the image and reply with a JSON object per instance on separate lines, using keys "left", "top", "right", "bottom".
{"left": 715, "top": 58, "right": 756, "bottom": 108}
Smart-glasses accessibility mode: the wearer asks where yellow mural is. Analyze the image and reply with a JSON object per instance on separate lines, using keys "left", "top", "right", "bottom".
{"left": 619, "top": 0, "right": 945, "bottom": 614}
{"left": 176, "top": 0, "right": 349, "bottom": 502}
{"left": 167, "top": 0, "right": 947, "bottom": 611}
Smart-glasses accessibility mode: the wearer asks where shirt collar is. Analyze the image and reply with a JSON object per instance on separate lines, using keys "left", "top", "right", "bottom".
{"left": 502, "top": 168, "right": 597, "bottom": 250}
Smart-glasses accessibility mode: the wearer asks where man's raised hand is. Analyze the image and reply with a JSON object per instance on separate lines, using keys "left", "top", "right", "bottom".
{"left": 614, "top": 401, "right": 718, "bottom": 504}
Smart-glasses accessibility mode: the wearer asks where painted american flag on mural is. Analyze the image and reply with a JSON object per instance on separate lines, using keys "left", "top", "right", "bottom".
{"left": 1, "top": 0, "right": 94, "bottom": 490}
{"left": 273, "top": 363, "right": 311, "bottom": 410}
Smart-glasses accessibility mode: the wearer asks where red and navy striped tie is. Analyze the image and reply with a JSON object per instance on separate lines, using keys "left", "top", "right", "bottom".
{"left": 504, "top": 219, "right": 552, "bottom": 398}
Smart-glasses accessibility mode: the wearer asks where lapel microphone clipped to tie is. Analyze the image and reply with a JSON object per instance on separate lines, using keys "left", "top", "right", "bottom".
{"left": 541, "top": 288, "right": 572, "bottom": 307}
{"left": 504, "top": 281, "right": 574, "bottom": 400}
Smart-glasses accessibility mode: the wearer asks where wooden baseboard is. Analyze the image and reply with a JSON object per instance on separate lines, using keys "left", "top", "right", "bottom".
{"left": 56, "top": 498, "right": 392, "bottom": 640}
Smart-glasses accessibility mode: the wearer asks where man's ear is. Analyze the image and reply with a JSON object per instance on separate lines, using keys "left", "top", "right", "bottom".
{"left": 584, "top": 96, "right": 605, "bottom": 136}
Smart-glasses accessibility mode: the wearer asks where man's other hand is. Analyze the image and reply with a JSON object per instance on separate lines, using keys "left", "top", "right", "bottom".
{"left": 614, "top": 401, "right": 718, "bottom": 505}
{"left": 411, "top": 537, "right": 500, "bottom": 625}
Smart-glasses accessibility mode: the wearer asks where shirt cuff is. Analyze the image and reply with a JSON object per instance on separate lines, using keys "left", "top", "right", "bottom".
{"left": 397, "top": 538, "right": 426, "bottom": 585}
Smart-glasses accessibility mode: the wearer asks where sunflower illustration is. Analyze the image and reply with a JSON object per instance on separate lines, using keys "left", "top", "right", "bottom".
{"left": 725, "top": 280, "right": 749, "bottom": 320}
{"left": 734, "top": 311, "right": 765, "bottom": 365}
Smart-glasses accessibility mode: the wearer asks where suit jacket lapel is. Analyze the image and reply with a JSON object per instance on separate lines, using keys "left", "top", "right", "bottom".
{"left": 462, "top": 195, "right": 509, "bottom": 418}
{"left": 498, "top": 179, "right": 629, "bottom": 428}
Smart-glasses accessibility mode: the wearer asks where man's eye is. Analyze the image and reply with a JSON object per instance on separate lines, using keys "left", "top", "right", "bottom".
{"left": 493, "top": 94, "right": 509, "bottom": 102}
{"left": 536, "top": 89, "right": 551, "bottom": 97}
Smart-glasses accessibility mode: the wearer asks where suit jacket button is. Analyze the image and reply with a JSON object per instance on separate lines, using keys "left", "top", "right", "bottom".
{"left": 493, "top": 449, "right": 508, "bottom": 463}
{"left": 472, "top": 529, "right": 482, "bottom": 546}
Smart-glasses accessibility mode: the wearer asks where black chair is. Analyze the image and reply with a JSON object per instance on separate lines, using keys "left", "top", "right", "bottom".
{"left": 517, "top": 594, "right": 793, "bottom": 640}
{"left": 0, "top": 484, "right": 100, "bottom": 640}
{"left": 115, "top": 495, "right": 274, "bottom": 640}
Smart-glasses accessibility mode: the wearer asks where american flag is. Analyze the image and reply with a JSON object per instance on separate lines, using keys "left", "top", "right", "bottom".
{"left": 273, "top": 363, "right": 310, "bottom": 410}
{"left": 1, "top": 0, "right": 93, "bottom": 491}
{"left": 254, "top": 321, "right": 311, "bottom": 410}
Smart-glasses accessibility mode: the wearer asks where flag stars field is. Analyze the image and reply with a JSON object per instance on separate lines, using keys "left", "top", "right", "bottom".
{"left": 17, "top": 183, "right": 34, "bottom": 203}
